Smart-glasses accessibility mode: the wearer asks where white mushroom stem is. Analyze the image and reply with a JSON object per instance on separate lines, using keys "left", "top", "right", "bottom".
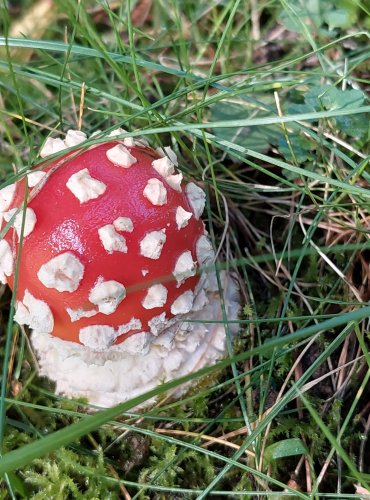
{"left": 31, "top": 270, "right": 240, "bottom": 408}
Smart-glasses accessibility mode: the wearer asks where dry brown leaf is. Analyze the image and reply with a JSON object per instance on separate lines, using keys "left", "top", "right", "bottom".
{"left": 8, "top": 0, "right": 59, "bottom": 63}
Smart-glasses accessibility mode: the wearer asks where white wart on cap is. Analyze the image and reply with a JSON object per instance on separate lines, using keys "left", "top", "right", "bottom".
{"left": 106, "top": 144, "right": 137, "bottom": 168}
{"left": 3, "top": 207, "right": 37, "bottom": 240}
{"left": 0, "top": 239, "right": 13, "bottom": 284}
{"left": 89, "top": 279, "right": 126, "bottom": 315}
{"left": 173, "top": 251, "right": 197, "bottom": 285}
{"left": 185, "top": 182, "right": 206, "bottom": 219}
{"left": 66, "top": 169, "right": 107, "bottom": 203}
{"left": 140, "top": 230, "right": 166, "bottom": 260}
{"left": 142, "top": 284, "right": 168, "bottom": 309}
{"left": 143, "top": 178, "right": 167, "bottom": 206}
{"left": 37, "top": 252, "right": 84, "bottom": 292}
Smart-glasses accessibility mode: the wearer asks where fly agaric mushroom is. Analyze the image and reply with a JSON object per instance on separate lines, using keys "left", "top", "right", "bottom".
{"left": 0, "top": 129, "right": 239, "bottom": 407}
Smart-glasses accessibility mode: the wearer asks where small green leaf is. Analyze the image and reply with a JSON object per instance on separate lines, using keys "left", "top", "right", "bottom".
{"left": 304, "top": 85, "right": 328, "bottom": 109}
{"left": 336, "top": 114, "right": 369, "bottom": 139}
{"left": 304, "top": 85, "right": 365, "bottom": 112}
{"left": 265, "top": 438, "right": 308, "bottom": 462}
{"left": 321, "top": 87, "right": 365, "bottom": 111}
{"left": 210, "top": 101, "right": 282, "bottom": 153}
{"left": 299, "top": 85, "right": 368, "bottom": 138}
{"left": 324, "top": 8, "right": 355, "bottom": 30}
{"left": 278, "top": 135, "right": 315, "bottom": 166}
{"left": 287, "top": 103, "right": 316, "bottom": 115}
{"left": 279, "top": 0, "right": 322, "bottom": 33}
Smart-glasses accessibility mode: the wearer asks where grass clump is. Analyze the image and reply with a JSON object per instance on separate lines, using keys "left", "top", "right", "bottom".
{"left": 1, "top": 0, "right": 370, "bottom": 498}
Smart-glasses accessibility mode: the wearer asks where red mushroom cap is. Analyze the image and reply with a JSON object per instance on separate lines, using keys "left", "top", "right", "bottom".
{"left": 1, "top": 135, "right": 210, "bottom": 351}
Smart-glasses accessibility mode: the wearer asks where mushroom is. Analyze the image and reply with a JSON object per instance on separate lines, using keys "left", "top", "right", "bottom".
{"left": 0, "top": 130, "right": 240, "bottom": 407}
